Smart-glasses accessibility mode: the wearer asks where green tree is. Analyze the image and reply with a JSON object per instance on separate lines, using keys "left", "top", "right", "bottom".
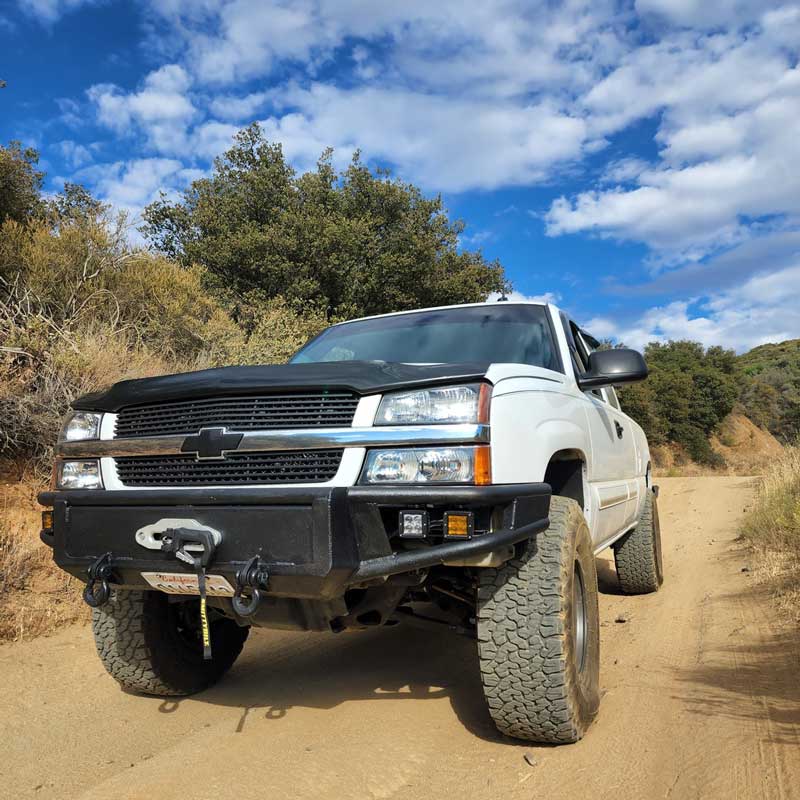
{"left": 49, "top": 182, "right": 106, "bottom": 224}
{"left": 618, "top": 340, "right": 737, "bottom": 465}
{"left": 617, "top": 380, "right": 668, "bottom": 445}
{"left": 142, "top": 124, "right": 507, "bottom": 322}
{"left": 0, "top": 141, "right": 44, "bottom": 224}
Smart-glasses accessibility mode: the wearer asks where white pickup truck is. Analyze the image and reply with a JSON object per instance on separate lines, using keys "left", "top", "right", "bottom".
{"left": 41, "top": 300, "right": 662, "bottom": 743}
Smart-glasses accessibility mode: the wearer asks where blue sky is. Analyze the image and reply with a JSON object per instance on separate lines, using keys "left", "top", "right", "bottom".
{"left": 2, "top": 0, "right": 799, "bottom": 351}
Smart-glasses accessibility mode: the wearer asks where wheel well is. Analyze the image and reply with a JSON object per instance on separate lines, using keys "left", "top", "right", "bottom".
{"left": 543, "top": 451, "right": 585, "bottom": 512}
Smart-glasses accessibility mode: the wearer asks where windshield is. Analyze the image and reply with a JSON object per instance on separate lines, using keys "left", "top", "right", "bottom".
{"left": 291, "top": 304, "right": 561, "bottom": 370}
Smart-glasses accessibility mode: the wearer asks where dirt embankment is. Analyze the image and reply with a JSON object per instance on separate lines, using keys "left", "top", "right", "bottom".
{"left": 1, "top": 476, "right": 799, "bottom": 800}
{"left": 0, "top": 472, "right": 87, "bottom": 641}
{"left": 653, "top": 412, "right": 784, "bottom": 476}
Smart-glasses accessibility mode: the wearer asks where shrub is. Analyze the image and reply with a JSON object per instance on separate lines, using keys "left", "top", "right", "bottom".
{"left": 740, "top": 447, "right": 800, "bottom": 614}
{"left": 671, "top": 423, "right": 726, "bottom": 467}
{"left": 0, "top": 214, "right": 242, "bottom": 470}
{"left": 0, "top": 211, "right": 332, "bottom": 471}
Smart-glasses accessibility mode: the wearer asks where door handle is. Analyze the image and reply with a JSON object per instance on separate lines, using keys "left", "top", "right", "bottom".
{"left": 615, "top": 421, "right": 624, "bottom": 439}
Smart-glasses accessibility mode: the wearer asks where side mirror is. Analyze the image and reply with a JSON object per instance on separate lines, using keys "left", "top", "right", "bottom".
{"left": 578, "top": 348, "right": 648, "bottom": 390}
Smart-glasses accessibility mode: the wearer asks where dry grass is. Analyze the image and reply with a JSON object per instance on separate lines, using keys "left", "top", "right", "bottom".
{"left": 0, "top": 470, "right": 87, "bottom": 641}
{"left": 739, "top": 447, "right": 800, "bottom": 618}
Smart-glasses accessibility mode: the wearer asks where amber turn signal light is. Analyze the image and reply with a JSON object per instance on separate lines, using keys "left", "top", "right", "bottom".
{"left": 474, "top": 445, "right": 492, "bottom": 486}
{"left": 444, "top": 511, "right": 474, "bottom": 539}
{"left": 41, "top": 509, "right": 54, "bottom": 532}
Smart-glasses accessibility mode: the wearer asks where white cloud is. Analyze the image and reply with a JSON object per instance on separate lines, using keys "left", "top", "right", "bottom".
{"left": 73, "top": 157, "right": 191, "bottom": 222}
{"left": 600, "top": 157, "right": 650, "bottom": 185}
{"left": 262, "top": 84, "right": 588, "bottom": 191}
{"left": 208, "top": 91, "right": 271, "bottom": 121}
{"left": 546, "top": 13, "right": 800, "bottom": 262}
{"left": 488, "top": 290, "right": 560, "bottom": 304}
{"left": 179, "top": 0, "right": 332, "bottom": 85}
{"left": 585, "top": 263, "right": 800, "bottom": 352}
{"left": 607, "top": 230, "right": 800, "bottom": 297}
{"left": 57, "top": 139, "right": 92, "bottom": 168}
{"left": 17, "top": 0, "right": 99, "bottom": 24}
{"left": 189, "top": 120, "right": 239, "bottom": 159}
{"left": 635, "top": 0, "right": 786, "bottom": 28}
{"left": 87, "top": 65, "right": 197, "bottom": 154}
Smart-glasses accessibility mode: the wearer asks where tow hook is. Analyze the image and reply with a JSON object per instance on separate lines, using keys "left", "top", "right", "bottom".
{"left": 232, "top": 556, "right": 270, "bottom": 618}
{"left": 83, "top": 552, "right": 114, "bottom": 608}
{"left": 160, "top": 528, "right": 219, "bottom": 661}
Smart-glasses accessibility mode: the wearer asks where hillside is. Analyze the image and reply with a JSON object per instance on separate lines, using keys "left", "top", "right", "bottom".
{"left": 738, "top": 338, "right": 800, "bottom": 375}
{"left": 736, "top": 338, "right": 800, "bottom": 442}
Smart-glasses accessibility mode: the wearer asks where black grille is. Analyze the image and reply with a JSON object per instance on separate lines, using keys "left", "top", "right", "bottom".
{"left": 114, "top": 392, "right": 360, "bottom": 438}
{"left": 115, "top": 449, "right": 343, "bottom": 487}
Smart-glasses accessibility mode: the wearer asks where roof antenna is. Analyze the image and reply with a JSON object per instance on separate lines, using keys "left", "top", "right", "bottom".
{"left": 497, "top": 289, "right": 508, "bottom": 302}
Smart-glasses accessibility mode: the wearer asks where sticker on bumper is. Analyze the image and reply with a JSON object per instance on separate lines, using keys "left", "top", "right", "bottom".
{"left": 142, "top": 572, "right": 235, "bottom": 596}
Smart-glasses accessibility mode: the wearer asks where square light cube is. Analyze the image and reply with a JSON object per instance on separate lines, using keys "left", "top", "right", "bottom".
{"left": 399, "top": 510, "right": 429, "bottom": 538}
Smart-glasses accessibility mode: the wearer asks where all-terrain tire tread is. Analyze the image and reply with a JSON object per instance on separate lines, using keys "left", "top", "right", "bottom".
{"left": 92, "top": 591, "right": 179, "bottom": 695}
{"left": 476, "top": 496, "right": 598, "bottom": 743}
{"left": 91, "top": 590, "right": 247, "bottom": 697}
{"left": 613, "top": 491, "right": 662, "bottom": 594}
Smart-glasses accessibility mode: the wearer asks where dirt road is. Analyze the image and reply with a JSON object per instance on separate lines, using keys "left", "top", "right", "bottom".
{"left": 2, "top": 477, "right": 799, "bottom": 800}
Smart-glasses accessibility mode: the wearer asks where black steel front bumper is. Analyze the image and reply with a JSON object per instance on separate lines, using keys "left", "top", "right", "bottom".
{"left": 39, "top": 484, "right": 551, "bottom": 601}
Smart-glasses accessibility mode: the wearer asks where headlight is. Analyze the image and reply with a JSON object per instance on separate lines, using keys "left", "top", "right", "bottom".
{"left": 59, "top": 411, "right": 103, "bottom": 442}
{"left": 375, "top": 384, "right": 489, "bottom": 425}
{"left": 362, "top": 446, "right": 491, "bottom": 484}
{"left": 57, "top": 460, "right": 103, "bottom": 490}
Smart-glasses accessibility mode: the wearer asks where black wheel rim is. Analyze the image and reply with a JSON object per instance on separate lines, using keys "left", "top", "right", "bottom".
{"left": 573, "top": 561, "right": 588, "bottom": 673}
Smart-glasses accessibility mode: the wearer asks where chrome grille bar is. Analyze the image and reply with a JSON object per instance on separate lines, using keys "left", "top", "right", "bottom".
{"left": 56, "top": 423, "right": 491, "bottom": 458}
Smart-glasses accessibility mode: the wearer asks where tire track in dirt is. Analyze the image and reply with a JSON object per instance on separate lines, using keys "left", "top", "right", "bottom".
{"left": 1, "top": 477, "right": 799, "bottom": 800}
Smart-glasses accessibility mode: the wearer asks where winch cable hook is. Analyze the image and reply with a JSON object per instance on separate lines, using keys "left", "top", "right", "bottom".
{"left": 232, "top": 556, "right": 269, "bottom": 617}
{"left": 83, "top": 552, "right": 114, "bottom": 608}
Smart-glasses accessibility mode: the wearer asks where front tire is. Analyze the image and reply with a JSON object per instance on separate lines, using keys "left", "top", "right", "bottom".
{"left": 613, "top": 489, "right": 664, "bottom": 594}
{"left": 477, "top": 497, "right": 600, "bottom": 743}
{"left": 92, "top": 590, "right": 249, "bottom": 696}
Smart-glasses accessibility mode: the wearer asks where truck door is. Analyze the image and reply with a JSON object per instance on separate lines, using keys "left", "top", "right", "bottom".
{"left": 563, "top": 319, "right": 637, "bottom": 545}
{"left": 600, "top": 384, "right": 642, "bottom": 528}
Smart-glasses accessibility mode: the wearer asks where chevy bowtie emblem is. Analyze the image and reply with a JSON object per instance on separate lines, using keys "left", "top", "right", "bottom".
{"left": 181, "top": 427, "right": 244, "bottom": 460}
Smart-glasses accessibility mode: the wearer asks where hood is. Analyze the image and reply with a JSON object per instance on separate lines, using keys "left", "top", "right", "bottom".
{"left": 73, "top": 361, "right": 492, "bottom": 412}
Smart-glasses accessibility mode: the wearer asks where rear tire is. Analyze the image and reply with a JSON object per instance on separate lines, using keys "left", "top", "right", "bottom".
{"left": 613, "top": 489, "right": 664, "bottom": 594}
{"left": 92, "top": 590, "right": 249, "bottom": 696}
{"left": 476, "top": 497, "right": 600, "bottom": 743}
